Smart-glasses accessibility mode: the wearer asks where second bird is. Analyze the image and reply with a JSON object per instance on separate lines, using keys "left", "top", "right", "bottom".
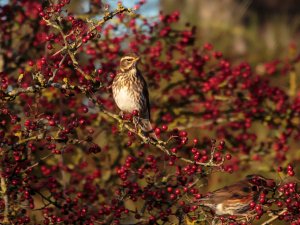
{"left": 112, "top": 53, "right": 156, "bottom": 138}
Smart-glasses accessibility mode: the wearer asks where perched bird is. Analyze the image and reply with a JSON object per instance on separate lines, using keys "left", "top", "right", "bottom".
{"left": 112, "top": 53, "right": 156, "bottom": 139}
{"left": 198, "top": 174, "right": 275, "bottom": 216}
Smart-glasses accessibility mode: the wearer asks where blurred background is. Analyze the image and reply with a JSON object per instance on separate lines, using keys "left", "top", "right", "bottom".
{"left": 160, "top": 0, "right": 300, "bottom": 63}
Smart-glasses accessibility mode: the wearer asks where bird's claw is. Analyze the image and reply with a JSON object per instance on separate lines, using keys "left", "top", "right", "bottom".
{"left": 118, "top": 122, "right": 124, "bottom": 131}
{"left": 119, "top": 111, "right": 124, "bottom": 119}
{"left": 143, "top": 137, "right": 152, "bottom": 144}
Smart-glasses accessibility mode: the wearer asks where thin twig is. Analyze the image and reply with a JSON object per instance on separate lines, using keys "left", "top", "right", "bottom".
{"left": 45, "top": 19, "right": 93, "bottom": 81}
{"left": 17, "top": 133, "right": 46, "bottom": 145}
{"left": 94, "top": 99, "right": 224, "bottom": 167}
{"left": 51, "top": 7, "right": 135, "bottom": 57}
{"left": 261, "top": 209, "right": 288, "bottom": 225}
{"left": 34, "top": 190, "right": 62, "bottom": 209}
{"left": 0, "top": 177, "right": 9, "bottom": 224}
{"left": 48, "top": 54, "right": 67, "bottom": 83}
{"left": 3, "top": 80, "right": 224, "bottom": 168}
{"left": 23, "top": 154, "right": 53, "bottom": 173}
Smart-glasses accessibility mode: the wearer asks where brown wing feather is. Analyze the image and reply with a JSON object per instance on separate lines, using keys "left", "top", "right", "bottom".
{"left": 136, "top": 68, "right": 150, "bottom": 120}
{"left": 200, "top": 180, "right": 252, "bottom": 204}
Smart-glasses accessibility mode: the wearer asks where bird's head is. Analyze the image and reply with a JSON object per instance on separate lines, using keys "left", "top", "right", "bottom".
{"left": 119, "top": 53, "right": 140, "bottom": 72}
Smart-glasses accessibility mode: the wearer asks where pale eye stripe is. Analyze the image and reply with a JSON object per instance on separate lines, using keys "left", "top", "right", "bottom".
{"left": 121, "top": 56, "right": 135, "bottom": 61}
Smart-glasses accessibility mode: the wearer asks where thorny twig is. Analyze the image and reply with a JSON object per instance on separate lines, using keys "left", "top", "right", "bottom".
{"left": 44, "top": 19, "right": 93, "bottom": 81}
{"left": 3, "top": 81, "right": 224, "bottom": 168}
{"left": 51, "top": 6, "right": 135, "bottom": 57}
{"left": 44, "top": 5, "right": 135, "bottom": 81}
{"left": 48, "top": 54, "right": 67, "bottom": 83}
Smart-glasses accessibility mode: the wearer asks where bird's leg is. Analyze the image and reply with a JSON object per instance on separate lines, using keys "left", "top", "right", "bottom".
{"left": 133, "top": 117, "right": 151, "bottom": 143}
{"left": 211, "top": 217, "right": 219, "bottom": 225}
{"left": 118, "top": 111, "right": 125, "bottom": 131}
{"left": 242, "top": 211, "right": 255, "bottom": 223}
{"left": 244, "top": 213, "right": 255, "bottom": 223}
{"left": 133, "top": 117, "right": 153, "bottom": 144}
{"left": 133, "top": 116, "right": 140, "bottom": 133}
{"left": 119, "top": 111, "right": 124, "bottom": 119}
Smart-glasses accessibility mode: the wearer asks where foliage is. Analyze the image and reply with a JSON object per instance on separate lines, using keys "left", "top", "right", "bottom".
{"left": 0, "top": 0, "right": 299, "bottom": 224}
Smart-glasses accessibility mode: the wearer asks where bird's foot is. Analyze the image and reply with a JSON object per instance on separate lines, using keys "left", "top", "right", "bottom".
{"left": 141, "top": 137, "right": 151, "bottom": 144}
{"left": 119, "top": 111, "right": 124, "bottom": 119}
{"left": 211, "top": 218, "right": 220, "bottom": 225}
{"left": 133, "top": 116, "right": 141, "bottom": 133}
{"left": 118, "top": 122, "right": 124, "bottom": 131}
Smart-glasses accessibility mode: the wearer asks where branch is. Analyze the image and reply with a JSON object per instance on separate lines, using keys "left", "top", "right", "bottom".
{"left": 23, "top": 154, "right": 53, "bottom": 173}
{"left": 91, "top": 97, "right": 224, "bottom": 168}
{"left": 261, "top": 209, "right": 288, "bottom": 225}
{"left": 3, "top": 85, "right": 43, "bottom": 101}
{"left": 44, "top": 19, "right": 93, "bottom": 81}
{"left": 48, "top": 54, "right": 67, "bottom": 83}
{"left": 75, "top": 5, "right": 135, "bottom": 50}
{"left": 0, "top": 176, "right": 9, "bottom": 224}
{"left": 51, "top": 6, "right": 135, "bottom": 57}
{"left": 17, "top": 132, "right": 46, "bottom": 145}
{"left": 3, "top": 81, "right": 223, "bottom": 168}
{"left": 34, "top": 190, "right": 62, "bottom": 209}
{"left": 45, "top": 5, "right": 135, "bottom": 82}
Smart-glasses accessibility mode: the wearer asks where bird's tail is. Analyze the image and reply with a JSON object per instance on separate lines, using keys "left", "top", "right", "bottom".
{"left": 139, "top": 118, "right": 158, "bottom": 140}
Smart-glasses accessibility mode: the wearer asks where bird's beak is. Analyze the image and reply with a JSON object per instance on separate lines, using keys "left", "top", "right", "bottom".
{"left": 134, "top": 57, "right": 140, "bottom": 62}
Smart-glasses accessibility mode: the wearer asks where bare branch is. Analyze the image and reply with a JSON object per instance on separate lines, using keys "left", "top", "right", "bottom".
{"left": 261, "top": 209, "right": 288, "bottom": 225}
{"left": 3, "top": 80, "right": 223, "bottom": 168}
{"left": 0, "top": 177, "right": 9, "bottom": 224}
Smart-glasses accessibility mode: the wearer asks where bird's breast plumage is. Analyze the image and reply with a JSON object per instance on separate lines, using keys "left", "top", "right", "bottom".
{"left": 112, "top": 68, "right": 149, "bottom": 119}
{"left": 113, "top": 86, "right": 140, "bottom": 113}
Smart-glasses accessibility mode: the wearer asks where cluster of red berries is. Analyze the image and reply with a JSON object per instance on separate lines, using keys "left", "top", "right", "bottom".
{"left": 0, "top": 0, "right": 299, "bottom": 224}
